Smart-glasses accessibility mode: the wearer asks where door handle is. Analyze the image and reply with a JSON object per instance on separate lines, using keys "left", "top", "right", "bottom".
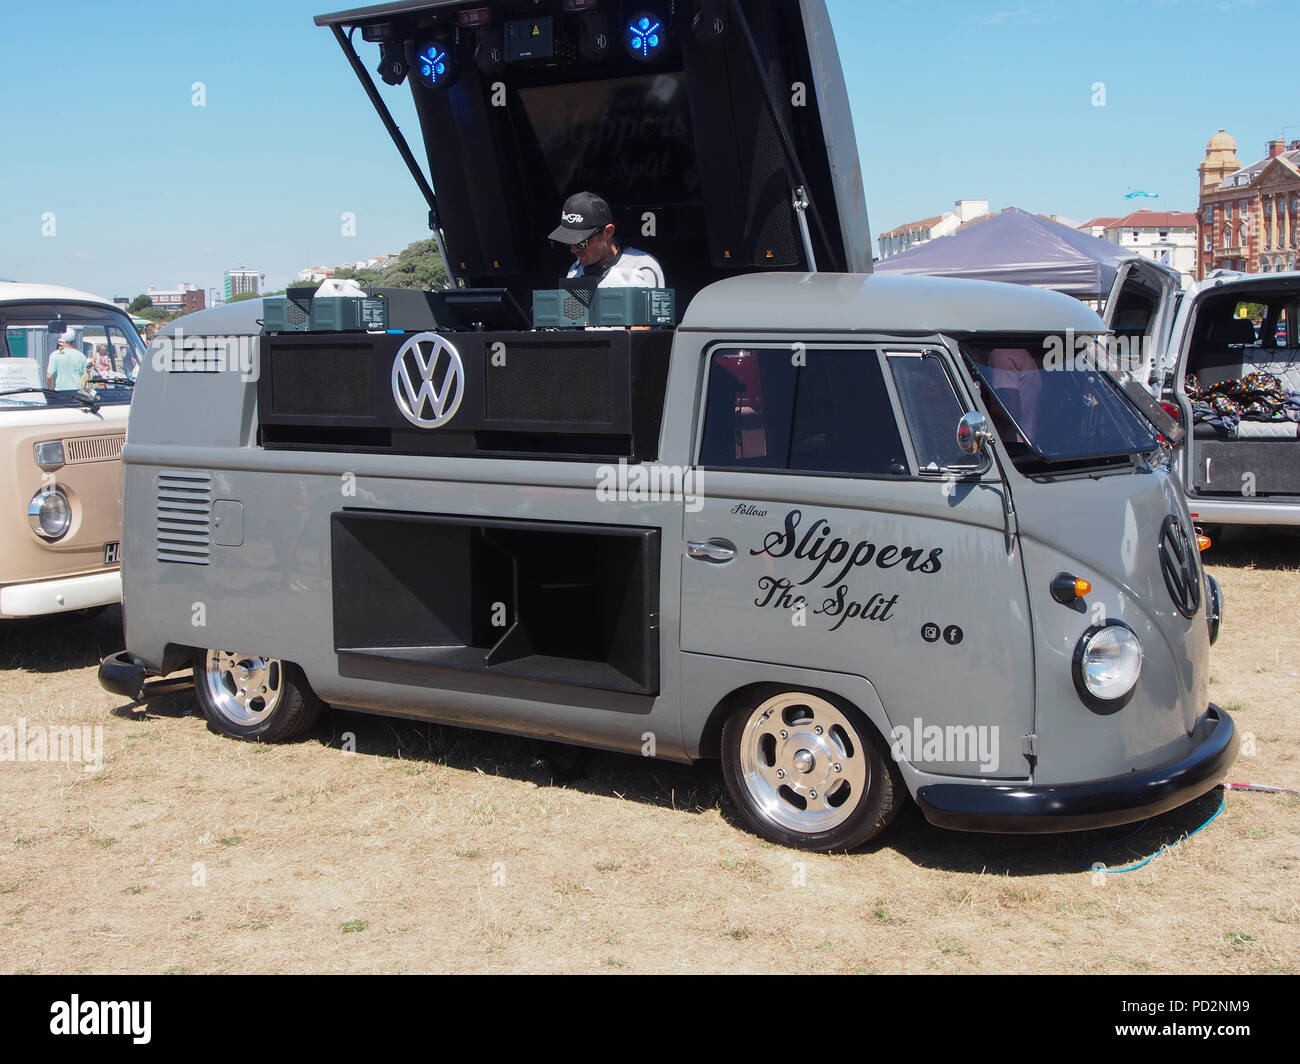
{"left": 687, "top": 539, "right": 736, "bottom": 563}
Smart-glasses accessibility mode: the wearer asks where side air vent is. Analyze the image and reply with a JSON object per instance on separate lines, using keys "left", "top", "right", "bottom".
{"left": 156, "top": 472, "right": 213, "bottom": 565}
{"left": 64, "top": 434, "right": 126, "bottom": 463}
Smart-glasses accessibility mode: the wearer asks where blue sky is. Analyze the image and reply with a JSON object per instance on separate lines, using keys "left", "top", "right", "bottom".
{"left": 1, "top": 0, "right": 1294, "bottom": 299}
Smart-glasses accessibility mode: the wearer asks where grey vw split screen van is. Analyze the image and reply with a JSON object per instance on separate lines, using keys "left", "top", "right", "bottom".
{"left": 100, "top": 0, "right": 1236, "bottom": 852}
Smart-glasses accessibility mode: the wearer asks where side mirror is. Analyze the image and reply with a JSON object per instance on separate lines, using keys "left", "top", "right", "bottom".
{"left": 957, "top": 412, "right": 994, "bottom": 455}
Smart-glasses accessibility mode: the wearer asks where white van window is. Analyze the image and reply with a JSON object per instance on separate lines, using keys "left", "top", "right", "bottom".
{"left": 1, "top": 302, "right": 142, "bottom": 406}
{"left": 964, "top": 340, "right": 1158, "bottom": 469}
{"left": 887, "top": 352, "right": 983, "bottom": 472}
{"left": 700, "top": 347, "right": 908, "bottom": 477}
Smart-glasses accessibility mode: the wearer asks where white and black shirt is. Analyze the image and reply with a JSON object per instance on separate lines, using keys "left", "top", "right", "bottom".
{"left": 567, "top": 247, "right": 665, "bottom": 288}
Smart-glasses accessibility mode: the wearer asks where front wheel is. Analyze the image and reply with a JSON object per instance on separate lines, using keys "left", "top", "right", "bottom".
{"left": 193, "top": 650, "right": 322, "bottom": 742}
{"left": 721, "top": 690, "right": 902, "bottom": 852}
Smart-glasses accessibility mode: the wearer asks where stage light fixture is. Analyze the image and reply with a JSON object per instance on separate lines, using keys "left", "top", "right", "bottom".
{"left": 475, "top": 26, "right": 505, "bottom": 74}
{"left": 692, "top": 0, "right": 728, "bottom": 43}
{"left": 376, "top": 40, "right": 408, "bottom": 85}
{"left": 626, "top": 12, "right": 666, "bottom": 61}
{"left": 415, "top": 39, "right": 458, "bottom": 88}
{"left": 580, "top": 13, "right": 611, "bottom": 60}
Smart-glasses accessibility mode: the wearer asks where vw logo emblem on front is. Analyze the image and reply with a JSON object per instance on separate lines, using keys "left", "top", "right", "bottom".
{"left": 1158, "top": 515, "right": 1201, "bottom": 619}
{"left": 392, "top": 333, "right": 465, "bottom": 429}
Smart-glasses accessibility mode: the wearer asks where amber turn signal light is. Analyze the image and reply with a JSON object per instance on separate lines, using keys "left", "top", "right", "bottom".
{"left": 1197, "top": 534, "right": 1211, "bottom": 552}
{"left": 1051, "top": 574, "right": 1092, "bottom": 604}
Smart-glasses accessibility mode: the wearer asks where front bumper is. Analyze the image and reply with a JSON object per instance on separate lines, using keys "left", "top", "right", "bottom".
{"left": 916, "top": 705, "right": 1237, "bottom": 833}
{"left": 0, "top": 569, "right": 120, "bottom": 618}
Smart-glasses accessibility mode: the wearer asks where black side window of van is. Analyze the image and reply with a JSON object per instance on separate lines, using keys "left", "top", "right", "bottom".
{"left": 888, "top": 353, "right": 980, "bottom": 472}
{"left": 789, "top": 350, "right": 907, "bottom": 476}
{"left": 701, "top": 348, "right": 908, "bottom": 477}
{"left": 700, "top": 349, "right": 797, "bottom": 468}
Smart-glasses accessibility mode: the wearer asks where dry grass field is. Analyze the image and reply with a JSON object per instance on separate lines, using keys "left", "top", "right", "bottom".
{"left": 1, "top": 527, "right": 1297, "bottom": 974}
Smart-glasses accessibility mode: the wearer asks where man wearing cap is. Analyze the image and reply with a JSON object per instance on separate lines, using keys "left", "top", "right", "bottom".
{"left": 550, "top": 192, "right": 665, "bottom": 288}
{"left": 46, "top": 331, "right": 89, "bottom": 391}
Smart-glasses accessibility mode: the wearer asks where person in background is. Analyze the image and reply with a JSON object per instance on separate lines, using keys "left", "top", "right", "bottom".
{"left": 92, "top": 344, "right": 114, "bottom": 378}
{"left": 45, "top": 331, "right": 88, "bottom": 391}
{"left": 549, "top": 191, "right": 665, "bottom": 288}
{"left": 985, "top": 347, "right": 1043, "bottom": 443}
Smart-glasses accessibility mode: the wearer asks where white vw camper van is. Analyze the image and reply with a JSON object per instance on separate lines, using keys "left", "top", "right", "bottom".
{"left": 0, "top": 283, "right": 138, "bottom": 618}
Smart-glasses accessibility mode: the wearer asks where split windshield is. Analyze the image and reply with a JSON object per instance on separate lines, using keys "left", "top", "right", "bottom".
{"left": 0, "top": 302, "right": 142, "bottom": 408}
{"left": 964, "top": 338, "right": 1158, "bottom": 468}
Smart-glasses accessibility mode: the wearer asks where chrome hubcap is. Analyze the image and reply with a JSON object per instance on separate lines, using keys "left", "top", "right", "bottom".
{"left": 203, "top": 650, "right": 283, "bottom": 726}
{"left": 739, "top": 693, "right": 867, "bottom": 833}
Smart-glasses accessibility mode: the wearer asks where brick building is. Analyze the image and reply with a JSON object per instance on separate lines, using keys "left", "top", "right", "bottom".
{"left": 145, "top": 283, "right": 205, "bottom": 314}
{"left": 1197, "top": 129, "right": 1300, "bottom": 279}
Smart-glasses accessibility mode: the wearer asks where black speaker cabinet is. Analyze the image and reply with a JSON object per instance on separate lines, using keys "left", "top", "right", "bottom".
{"left": 258, "top": 328, "right": 673, "bottom": 461}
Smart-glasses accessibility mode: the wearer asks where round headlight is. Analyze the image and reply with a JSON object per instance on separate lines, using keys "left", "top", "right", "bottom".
{"left": 1074, "top": 623, "right": 1143, "bottom": 710}
{"left": 1206, "top": 575, "right": 1223, "bottom": 645}
{"left": 28, "top": 487, "right": 72, "bottom": 541}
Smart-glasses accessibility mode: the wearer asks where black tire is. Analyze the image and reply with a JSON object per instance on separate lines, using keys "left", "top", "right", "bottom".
{"left": 721, "top": 689, "right": 902, "bottom": 852}
{"left": 192, "top": 650, "right": 323, "bottom": 742}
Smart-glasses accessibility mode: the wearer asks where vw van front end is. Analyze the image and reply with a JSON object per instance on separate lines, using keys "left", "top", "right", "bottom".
{"left": 0, "top": 284, "right": 139, "bottom": 619}
{"left": 913, "top": 329, "right": 1236, "bottom": 832}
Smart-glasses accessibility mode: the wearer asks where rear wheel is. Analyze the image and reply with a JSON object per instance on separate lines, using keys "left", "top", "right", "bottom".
{"left": 193, "top": 650, "right": 322, "bottom": 741}
{"left": 721, "top": 690, "right": 901, "bottom": 852}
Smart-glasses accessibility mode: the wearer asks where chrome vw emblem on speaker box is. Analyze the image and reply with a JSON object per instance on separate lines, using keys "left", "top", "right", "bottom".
{"left": 392, "top": 333, "right": 466, "bottom": 429}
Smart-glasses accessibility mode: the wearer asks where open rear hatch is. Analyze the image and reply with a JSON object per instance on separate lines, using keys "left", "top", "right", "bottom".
{"left": 313, "top": 0, "right": 871, "bottom": 314}
{"left": 1169, "top": 274, "right": 1300, "bottom": 502}
{"left": 1102, "top": 256, "right": 1182, "bottom": 388}
{"left": 1098, "top": 257, "right": 1185, "bottom": 445}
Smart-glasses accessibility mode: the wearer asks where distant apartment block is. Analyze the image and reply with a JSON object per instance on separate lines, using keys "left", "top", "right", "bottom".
{"left": 877, "top": 200, "right": 989, "bottom": 259}
{"left": 1078, "top": 210, "right": 1199, "bottom": 287}
{"left": 224, "top": 267, "right": 260, "bottom": 300}
{"left": 146, "top": 283, "right": 206, "bottom": 314}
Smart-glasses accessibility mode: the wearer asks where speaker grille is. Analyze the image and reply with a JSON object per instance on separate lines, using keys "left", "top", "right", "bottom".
{"left": 749, "top": 69, "right": 799, "bottom": 266}
{"left": 286, "top": 290, "right": 313, "bottom": 329}
{"left": 270, "top": 345, "right": 374, "bottom": 417}
{"left": 486, "top": 344, "right": 613, "bottom": 424}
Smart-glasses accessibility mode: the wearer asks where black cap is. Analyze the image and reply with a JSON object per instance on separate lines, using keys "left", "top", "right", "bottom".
{"left": 549, "top": 192, "right": 613, "bottom": 244}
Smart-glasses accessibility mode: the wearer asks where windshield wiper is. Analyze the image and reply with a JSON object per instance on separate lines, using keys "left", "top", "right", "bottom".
{"left": 0, "top": 387, "right": 101, "bottom": 412}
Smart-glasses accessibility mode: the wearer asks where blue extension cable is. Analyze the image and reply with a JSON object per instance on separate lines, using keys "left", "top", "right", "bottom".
{"left": 1074, "top": 787, "right": 1227, "bottom": 874}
